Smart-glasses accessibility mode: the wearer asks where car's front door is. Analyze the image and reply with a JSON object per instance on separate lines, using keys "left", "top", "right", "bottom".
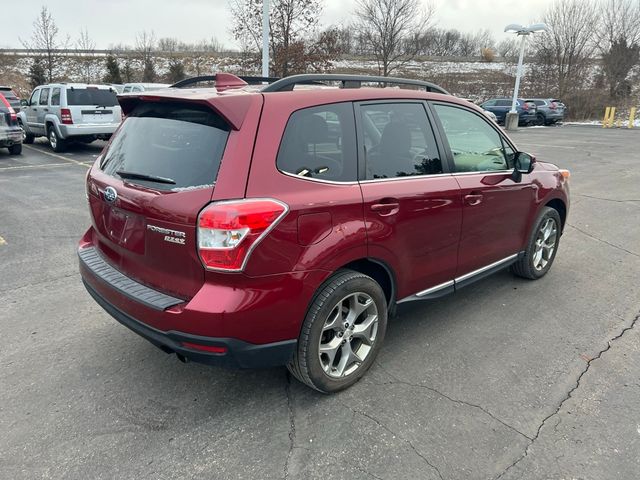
{"left": 36, "top": 87, "right": 50, "bottom": 130}
{"left": 356, "top": 101, "right": 463, "bottom": 301}
{"left": 431, "top": 102, "right": 536, "bottom": 278}
{"left": 25, "top": 89, "right": 42, "bottom": 133}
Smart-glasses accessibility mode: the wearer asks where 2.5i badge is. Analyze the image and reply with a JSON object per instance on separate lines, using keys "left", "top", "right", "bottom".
{"left": 146, "top": 224, "right": 186, "bottom": 245}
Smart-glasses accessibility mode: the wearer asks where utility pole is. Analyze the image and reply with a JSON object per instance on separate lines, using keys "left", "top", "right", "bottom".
{"left": 262, "top": 0, "right": 269, "bottom": 78}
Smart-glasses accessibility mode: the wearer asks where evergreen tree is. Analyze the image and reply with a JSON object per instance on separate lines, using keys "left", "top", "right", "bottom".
{"left": 28, "top": 58, "right": 47, "bottom": 89}
{"left": 142, "top": 58, "right": 157, "bottom": 82}
{"left": 167, "top": 60, "right": 185, "bottom": 83}
{"left": 103, "top": 55, "right": 123, "bottom": 84}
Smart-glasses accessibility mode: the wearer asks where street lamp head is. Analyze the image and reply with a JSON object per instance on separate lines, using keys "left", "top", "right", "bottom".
{"left": 504, "top": 22, "right": 549, "bottom": 35}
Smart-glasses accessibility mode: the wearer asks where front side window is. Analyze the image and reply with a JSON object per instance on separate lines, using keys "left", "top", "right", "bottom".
{"left": 29, "top": 89, "right": 40, "bottom": 106}
{"left": 39, "top": 88, "right": 50, "bottom": 106}
{"left": 434, "top": 104, "right": 509, "bottom": 173}
{"left": 360, "top": 102, "right": 442, "bottom": 179}
{"left": 50, "top": 88, "right": 61, "bottom": 106}
{"left": 276, "top": 102, "right": 357, "bottom": 182}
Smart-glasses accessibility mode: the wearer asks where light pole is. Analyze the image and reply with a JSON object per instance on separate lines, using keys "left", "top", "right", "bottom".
{"left": 503, "top": 23, "right": 549, "bottom": 130}
{"left": 262, "top": 0, "right": 270, "bottom": 78}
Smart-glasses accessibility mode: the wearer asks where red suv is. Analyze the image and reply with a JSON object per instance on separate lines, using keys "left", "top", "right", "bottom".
{"left": 79, "top": 73, "right": 570, "bottom": 392}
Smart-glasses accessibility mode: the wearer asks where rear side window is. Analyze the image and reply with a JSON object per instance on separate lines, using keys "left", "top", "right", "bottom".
{"left": 360, "top": 103, "right": 442, "bottom": 179}
{"left": 496, "top": 100, "right": 511, "bottom": 107}
{"left": 51, "top": 88, "right": 61, "bottom": 106}
{"left": 66, "top": 88, "right": 118, "bottom": 106}
{"left": 277, "top": 102, "right": 357, "bottom": 182}
{"left": 101, "top": 102, "right": 230, "bottom": 191}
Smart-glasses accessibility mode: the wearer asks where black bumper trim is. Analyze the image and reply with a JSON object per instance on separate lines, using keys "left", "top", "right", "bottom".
{"left": 78, "top": 247, "right": 184, "bottom": 311}
{"left": 83, "top": 279, "right": 297, "bottom": 369}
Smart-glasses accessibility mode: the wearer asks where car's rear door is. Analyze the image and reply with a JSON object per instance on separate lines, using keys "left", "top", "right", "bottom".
{"left": 87, "top": 97, "right": 256, "bottom": 299}
{"left": 430, "top": 102, "right": 536, "bottom": 278}
{"left": 65, "top": 87, "right": 120, "bottom": 125}
{"left": 356, "top": 100, "right": 462, "bottom": 300}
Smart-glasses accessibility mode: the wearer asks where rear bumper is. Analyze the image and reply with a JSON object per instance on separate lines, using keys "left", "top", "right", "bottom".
{"left": 83, "top": 279, "right": 296, "bottom": 368}
{"left": 0, "top": 128, "right": 23, "bottom": 146}
{"left": 59, "top": 123, "right": 119, "bottom": 138}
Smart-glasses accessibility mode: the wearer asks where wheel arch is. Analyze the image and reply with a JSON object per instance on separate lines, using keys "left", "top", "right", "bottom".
{"left": 545, "top": 197, "right": 567, "bottom": 232}
{"left": 339, "top": 258, "right": 397, "bottom": 311}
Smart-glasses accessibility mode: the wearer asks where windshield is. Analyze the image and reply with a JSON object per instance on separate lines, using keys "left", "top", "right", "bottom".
{"left": 100, "top": 102, "right": 230, "bottom": 191}
{"left": 66, "top": 88, "right": 118, "bottom": 106}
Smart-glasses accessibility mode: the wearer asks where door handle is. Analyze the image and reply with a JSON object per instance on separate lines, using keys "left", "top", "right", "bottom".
{"left": 464, "top": 194, "right": 483, "bottom": 206}
{"left": 43, "top": 108, "right": 49, "bottom": 112}
{"left": 371, "top": 201, "right": 400, "bottom": 216}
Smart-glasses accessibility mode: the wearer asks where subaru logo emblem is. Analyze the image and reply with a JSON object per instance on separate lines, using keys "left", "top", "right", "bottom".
{"left": 104, "top": 186, "right": 117, "bottom": 203}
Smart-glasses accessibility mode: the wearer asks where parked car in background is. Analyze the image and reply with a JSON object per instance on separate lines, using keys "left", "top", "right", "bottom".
{"left": 460, "top": 98, "right": 498, "bottom": 123}
{"left": 0, "top": 93, "right": 23, "bottom": 155}
{"left": 78, "top": 73, "right": 570, "bottom": 393}
{"left": 0, "top": 86, "right": 22, "bottom": 112}
{"left": 528, "top": 98, "right": 565, "bottom": 125}
{"left": 122, "top": 83, "right": 171, "bottom": 93}
{"left": 105, "top": 84, "right": 124, "bottom": 94}
{"left": 18, "top": 84, "right": 121, "bottom": 152}
{"left": 480, "top": 98, "right": 538, "bottom": 126}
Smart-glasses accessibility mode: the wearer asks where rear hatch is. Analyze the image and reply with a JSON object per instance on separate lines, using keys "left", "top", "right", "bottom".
{"left": 87, "top": 100, "right": 231, "bottom": 299}
{"left": 66, "top": 87, "right": 120, "bottom": 124}
{"left": 0, "top": 89, "right": 21, "bottom": 112}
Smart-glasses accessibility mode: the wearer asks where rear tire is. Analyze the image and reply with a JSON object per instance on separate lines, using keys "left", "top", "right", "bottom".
{"left": 48, "top": 128, "right": 66, "bottom": 153}
{"left": 536, "top": 113, "right": 546, "bottom": 126}
{"left": 511, "top": 207, "right": 562, "bottom": 280}
{"left": 287, "top": 269, "right": 388, "bottom": 393}
{"left": 8, "top": 143, "right": 22, "bottom": 155}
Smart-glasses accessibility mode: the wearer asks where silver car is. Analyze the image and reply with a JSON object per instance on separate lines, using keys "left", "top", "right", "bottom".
{"left": 18, "top": 84, "right": 121, "bottom": 152}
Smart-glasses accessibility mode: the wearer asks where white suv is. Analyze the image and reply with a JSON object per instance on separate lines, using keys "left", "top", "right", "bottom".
{"left": 18, "top": 84, "right": 122, "bottom": 152}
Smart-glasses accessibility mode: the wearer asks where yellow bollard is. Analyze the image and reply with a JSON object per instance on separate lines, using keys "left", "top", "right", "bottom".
{"left": 609, "top": 107, "right": 617, "bottom": 128}
{"left": 629, "top": 107, "right": 636, "bottom": 129}
{"left": 603, "top": 107, "right": 611, "bottom": 128}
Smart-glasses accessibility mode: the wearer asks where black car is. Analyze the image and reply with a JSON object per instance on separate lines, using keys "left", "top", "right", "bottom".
{"left": 0, "top": 93, "right": 23, "bottom": 155}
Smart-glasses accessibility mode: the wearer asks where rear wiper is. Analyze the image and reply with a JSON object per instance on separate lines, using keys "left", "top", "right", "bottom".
{"left": 116, "top": 170, "right": 176, "bottom": 185}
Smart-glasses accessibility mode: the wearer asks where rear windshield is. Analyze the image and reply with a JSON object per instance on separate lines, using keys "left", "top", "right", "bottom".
{"left": 66, "top": 88, "right": 118, "bottom": 106}
{"left": 101, "top": 102, "right": 230, "bottom": 191}
{"left": 0, "top": 90, "right": 18, "bottom": 100}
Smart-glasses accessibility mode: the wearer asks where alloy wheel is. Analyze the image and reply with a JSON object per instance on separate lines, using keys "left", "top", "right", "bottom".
{"left": 318, "top": 292, "right": 379, "bottom": 378}
{"left": 533, "top": 217, "right": 558, "bottom": 270}
{"left": 49, "top": 131, "right": 57, "bottom": 150}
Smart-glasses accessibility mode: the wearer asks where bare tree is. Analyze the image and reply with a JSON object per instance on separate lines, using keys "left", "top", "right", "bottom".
{"left": 230, "top": 0, "right": 340, "bottom": 76}
{"left": 76, "top": 28, "right": 97, "bottom": 83}
{"left": 596, "top": 0, "right": 640, "bottom": 98}
{"left": 135, "top": 31, "right": 157, "bottom": 82}
{"left": 530, "top": 0, "right": 598, "bottom": 97}
{"left": 354, "top": 0, "right": 435, "bottom": 76}
{"left": 20, "top": 6, "right": 70, "bottom": 82}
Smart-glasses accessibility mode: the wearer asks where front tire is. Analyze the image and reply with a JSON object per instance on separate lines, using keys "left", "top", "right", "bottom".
{"left": 287, "top": 269, "right": 388, "bottom": 393}
{"left": 512, "top": 207, "right": 562, "bottom": 279}
{"left": 20, "top": 123, "right": 34, "bottom": 144}
{"left": 8, "top": 143, "right": 22, "bottom": 155}
{"left": 48, "top": 128, "right": 66, "bottom": 153}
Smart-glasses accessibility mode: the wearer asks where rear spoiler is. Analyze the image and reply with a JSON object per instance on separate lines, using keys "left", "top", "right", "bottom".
{"left": 117, "top": 91, "right": 257, "bottom": 130}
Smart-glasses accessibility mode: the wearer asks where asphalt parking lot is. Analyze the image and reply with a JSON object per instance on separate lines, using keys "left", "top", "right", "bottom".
{"left": 1, "top": 126, "right": 639, "bottom": 480}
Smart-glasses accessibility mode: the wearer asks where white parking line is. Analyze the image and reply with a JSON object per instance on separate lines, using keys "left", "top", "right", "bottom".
{"left": 0, "top": 235, "right": 6, "bottom": 246}
{"left": 0, "top": 163, "right": 76, "bottom": 171}
{"left": 22, "top": 144, "right": 90, "bottom": 167}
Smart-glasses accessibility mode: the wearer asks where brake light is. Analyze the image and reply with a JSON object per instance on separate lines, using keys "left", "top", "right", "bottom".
{"left": 550, "top": 102, "right": 557, "bottom": 110}
{"left": 197, "top": 199, "right": 288, "bottom": 271}
{"left": 522, "top": 103, "right": 529, "bottom": 111}
{"left": 61, "top": 108, "right": 73, "bottom": 124}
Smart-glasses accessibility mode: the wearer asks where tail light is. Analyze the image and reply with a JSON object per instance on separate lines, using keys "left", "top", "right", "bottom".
{"left": 550, "top": 102, "right": 558, "bottom": 110}
{"left": 197, "top": 198, "right": 288, "bottom": 271}
{"left": 0, "top": 94, "right": 16, "bottom": 122}
{"left": 522, "top": 103, "right": 529, "bottom": 111}
{"left": 61, "top": 108, "right": 73, "bottom": 124}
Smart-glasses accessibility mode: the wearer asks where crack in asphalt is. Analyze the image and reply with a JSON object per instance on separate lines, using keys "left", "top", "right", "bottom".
{"left": 283, "top": 372, "right": 296, "bottom": 480}
{"left": 494, "top": 312, "right": 640, "bottom": 479}
{"left": 340, "top": 401, "right": 444, "bottom": 480}
{"left": 573, "top": 193, "right": 640, "bottom": 204}
{"left": 371, "top": 363, "right": 532, "bottom": 441}
{"left": 567, "top": 223, "right": 640, "bottom": 258}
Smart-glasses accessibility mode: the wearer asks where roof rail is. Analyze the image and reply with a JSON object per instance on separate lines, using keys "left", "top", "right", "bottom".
{"left": 171, "top": 74, "right": 283, "bottom": 90}
{"left": 261, "top": 74, "right": 449, "bottom": 94}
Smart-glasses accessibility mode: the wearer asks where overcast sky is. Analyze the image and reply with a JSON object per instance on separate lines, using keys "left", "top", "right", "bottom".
{"left": 0, "top": 0, "right": 556, "bottom": 50}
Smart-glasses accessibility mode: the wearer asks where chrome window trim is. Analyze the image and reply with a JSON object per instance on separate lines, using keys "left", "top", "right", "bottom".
{"left": 359, "top": 172, "right": 453, "bottom": 184}
{"left": 278, "top": 170, "right": 359, "bottom": 185}
{"left": 451, "top": 170, "right": 513, "bottom": 176}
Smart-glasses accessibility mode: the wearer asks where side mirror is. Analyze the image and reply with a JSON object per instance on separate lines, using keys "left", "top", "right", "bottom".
{"left": 512, "top": 152, "right": 536, "bottom": 182}
{"left": 20, "top": 99, "right": 29, "bottom": 107}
